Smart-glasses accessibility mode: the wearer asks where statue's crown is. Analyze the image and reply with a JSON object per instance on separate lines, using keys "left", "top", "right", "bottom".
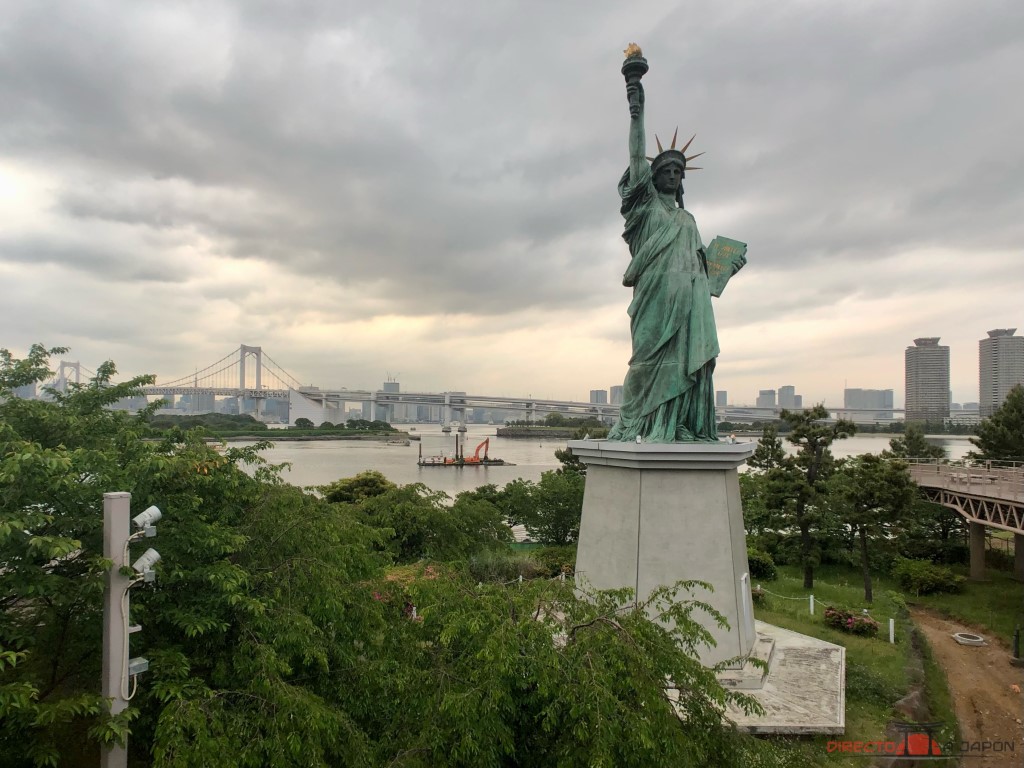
{"left": 648, "top": 128, "right": 703, "bottom": 174}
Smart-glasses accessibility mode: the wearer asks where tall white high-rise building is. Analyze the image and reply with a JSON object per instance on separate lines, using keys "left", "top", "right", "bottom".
{"left": 905, "top": 338, "right": 950, "bottom": 423}
{"left": 609, "top": 385, "right": 624, "bottom": 405}
{"left": 777, "top": 385, "right": 797, "bottom": 409}
{"left": 979, "top": 328, "right": 1024, "bottom": 417}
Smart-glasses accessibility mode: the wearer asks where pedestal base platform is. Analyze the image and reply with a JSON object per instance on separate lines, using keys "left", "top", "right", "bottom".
{"left": 723, "top": 621, "right": 846, "bottom": 735}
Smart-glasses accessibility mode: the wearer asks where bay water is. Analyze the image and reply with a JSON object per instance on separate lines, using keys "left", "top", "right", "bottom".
{"left": 237, "top": 425, "right": 973, "bottom": 496}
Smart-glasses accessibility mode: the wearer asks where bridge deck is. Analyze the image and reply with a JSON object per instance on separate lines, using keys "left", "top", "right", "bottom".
{"left": 909, "top": 461, "right": 1024, "bottom": 535}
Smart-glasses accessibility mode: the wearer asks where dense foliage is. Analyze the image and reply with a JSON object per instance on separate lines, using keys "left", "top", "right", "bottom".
{"left": 969, "top": 384, "right": 1024, "bottom": 463}
{"left": 2, "top": 346, "right": 794, "bottom": 767}
{"left": 746, "top": 406, "right": 856, "bottom": 589}
{"left": 745, "top": 549, "right": 777, "bottom": 581}
{"left": 145, "top": 413, "right": 269, "bottom": 432}
{"left": 828, "top": 454, "right": 916, "bottom": 602}
{"left": 885, "top": 423, "right": 946, "bottom": 460}
{"left": 891, "top": 558, "right": 966, "bottom": 596}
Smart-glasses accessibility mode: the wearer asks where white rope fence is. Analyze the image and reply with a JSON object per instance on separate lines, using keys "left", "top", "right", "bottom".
{"left": 755, "top": 584, "right": 897, "bottom": 644}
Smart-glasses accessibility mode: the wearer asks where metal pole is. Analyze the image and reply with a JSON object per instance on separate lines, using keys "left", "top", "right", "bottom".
{"left": 102, "top": 492, "right": 131, "bottom": 768}
{"left": 889, "top": 618, "right": 895, "bottom": 644}
{"left": 809, "top": 594, "right": 814, "bottom": 615}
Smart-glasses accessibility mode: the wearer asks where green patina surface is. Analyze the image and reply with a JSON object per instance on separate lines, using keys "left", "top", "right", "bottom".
{"left": 609, "top": 58, "right": 745, "bottom": 443}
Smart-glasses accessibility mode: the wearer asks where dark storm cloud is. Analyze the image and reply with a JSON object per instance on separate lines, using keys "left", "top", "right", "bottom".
{"left": 1, "top": 0, "right": 1022, "bottom": 333}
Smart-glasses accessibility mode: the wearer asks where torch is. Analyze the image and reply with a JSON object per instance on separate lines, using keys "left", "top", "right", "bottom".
{"left": 621, "top": 43, "right": 648, "bottom": 119}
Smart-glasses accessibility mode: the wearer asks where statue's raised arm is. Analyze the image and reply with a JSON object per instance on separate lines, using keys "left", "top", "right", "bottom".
{"left": 621, "top": 44, "right": 649, "bottom": 184}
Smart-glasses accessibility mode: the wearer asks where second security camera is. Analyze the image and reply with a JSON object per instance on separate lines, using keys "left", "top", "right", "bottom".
{"left": 132, "top": 505, "right": 161, "bottom": 530}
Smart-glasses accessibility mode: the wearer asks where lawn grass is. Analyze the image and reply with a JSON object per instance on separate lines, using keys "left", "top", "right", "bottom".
{"left": 750, "top": 563, "right": 1003, "bottom": 765}
{"left": 754, "top": 569, "right": 911, "bottom": 766}
{"left": 908, "top": 566, "right": 1024, "bottom": 646}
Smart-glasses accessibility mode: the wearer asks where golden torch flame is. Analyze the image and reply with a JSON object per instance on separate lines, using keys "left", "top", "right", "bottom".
{"left": 623, "top": 43, "right": 643, "bottom": 59}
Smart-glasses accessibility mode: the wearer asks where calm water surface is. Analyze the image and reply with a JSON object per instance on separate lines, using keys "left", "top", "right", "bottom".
{"left": 237, "top": 426, "right": 972, "bottom": 496}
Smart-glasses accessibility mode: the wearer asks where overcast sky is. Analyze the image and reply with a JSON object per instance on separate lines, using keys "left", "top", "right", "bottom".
{"left": 2, "top": 0, "right": 1022, "bottom": 407}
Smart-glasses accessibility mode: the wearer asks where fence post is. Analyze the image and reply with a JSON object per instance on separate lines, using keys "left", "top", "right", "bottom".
{"left": 809, "top": 594, "right": 815, "bottom": 615}
{"left": 889, "top": 618, "right": 895, "bottom": 644}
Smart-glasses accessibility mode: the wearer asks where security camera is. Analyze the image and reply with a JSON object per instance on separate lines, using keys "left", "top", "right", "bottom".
{"left": 132, "top": 548, "right": 161, "bottom": 575}
{"left": 132, "top": 506, "right": 161, "bottom": 529}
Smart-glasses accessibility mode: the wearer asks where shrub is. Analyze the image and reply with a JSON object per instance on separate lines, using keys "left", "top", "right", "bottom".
{"left": 985, "top": 547, "right": 1015, "bottom": 572}
{"left": 746, "top": 548, "right": 777, "bottom": 580}
{"left": 467, "top": 550, "right": 548, "bottom": 583}
{"left": 898, "top": 538, "right": 969, "bottom": 565}
{"left": 891, "top": 558, "right": 966, "bottom": 596}
{"left": 823, "top": 606, "right": 880, "bottom": 637}
{"left": 531, "top": 545, "right": 577, "bottom": 577}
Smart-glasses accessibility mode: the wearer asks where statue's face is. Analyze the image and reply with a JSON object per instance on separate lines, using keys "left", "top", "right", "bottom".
{"left": 654, "top": 163, "right": 684, "bottom": 195}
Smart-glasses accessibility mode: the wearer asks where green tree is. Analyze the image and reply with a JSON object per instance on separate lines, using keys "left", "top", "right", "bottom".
{"left": 293, "top": 417, "right": 314, "bottom": 429}
{"left": 829, "top": 455, "right": 915, "bottom": 602}
{"left": 375, "top": 575, "right": 777, "bottom": 768}
{"left": 321, "top": 469, "right": 396, "bottom": 504}
{"left": 344, "top": 483, "right": 511, "bottom": 563}
{"left": 766, "top": 405, "right": 856, "bottom": 589}
{"left": 0, "top": 346, "right": 388, "bottom": 765}
{"left": 886, "top": 423, "right": 945, "bottom": 460}
{"left": 553, "top": 446, "right": 588, "bottom": 477}
{"left": 496, "top": 471, "right": 584, "bottom": 546}
{"left": 543, "top": 412, "right": 566, "bottom": 427}
{"left": 969, "top": 384, "right": 1024, "bottom": 462}
{"left": 0, "top": 346, "right": 799, "bottom": 768}
{"left": 748, "top": 424, "right": 786, "bottom": 471}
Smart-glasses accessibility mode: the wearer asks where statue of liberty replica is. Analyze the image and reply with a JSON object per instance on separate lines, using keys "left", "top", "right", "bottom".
{"left": 608, "top": 43, "right": 746, "bottom": 443}
{"left": 568, "top": 49, "right": 845, "bottom": 730}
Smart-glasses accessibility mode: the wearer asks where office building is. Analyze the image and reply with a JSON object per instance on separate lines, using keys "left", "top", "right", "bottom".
{"left": 905, "top": 337, "right": 950, "bottom": 423}
{"left": 590, "top": 389, "right": 608, "bottom": 405}
{"left": 979, "top": 328, "right": 1024, "bottom": 417}
{"left": 609, "top": 385, "right": 624, "bottom": 405}
{"left": 844, "top": 388, "right": 894, "bottom": 420}
{"left": 715, "top": 390, "right": 728, "bottom": 408}
{"left": 755, "top": 389, "right": 776, "bottom": 408}
{"left": 777, "top": 385, "right": 797, "bottom": 409}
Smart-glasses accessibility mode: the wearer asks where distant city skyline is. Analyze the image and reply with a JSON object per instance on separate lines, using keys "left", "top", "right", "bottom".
{"left": 2, "top": 3, "right": 1022, "bottom": 409}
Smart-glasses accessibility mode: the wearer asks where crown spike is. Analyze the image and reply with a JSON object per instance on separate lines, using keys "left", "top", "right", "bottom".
{"left": 670, "top": 127, "right": 678, "bottom": 150}
{"left": 646, "top": 156, "right": 655, "bottom": 161}
{"left": 680, "top": 134, "right": 696, "bottom": 154}
{"left": 685, "top": 166, "right": 702, "bottom": 171}
{"left": 655, "top": 134, "right": 663, "bottom": 153}
{"left": 685, "top": 152, "right": 705, "bottom": 162}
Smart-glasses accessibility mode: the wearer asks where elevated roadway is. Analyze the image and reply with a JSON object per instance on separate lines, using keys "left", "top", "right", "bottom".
{"left": 908, "top": 460, "right": 1024, "bottom": 580}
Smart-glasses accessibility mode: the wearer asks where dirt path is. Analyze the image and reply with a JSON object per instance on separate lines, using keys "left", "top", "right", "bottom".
{"left": 910, "top": 609, "right": 1024, "bottom": 766}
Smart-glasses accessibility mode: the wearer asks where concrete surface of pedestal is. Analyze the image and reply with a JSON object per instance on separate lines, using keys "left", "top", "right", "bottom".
{"left": 568, "top": 439, "right": 756, "bottom": 668}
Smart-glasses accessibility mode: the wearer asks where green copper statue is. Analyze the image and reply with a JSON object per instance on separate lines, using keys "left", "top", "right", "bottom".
{"left": 608, "top": 45, "right": 746, "bottom": 443}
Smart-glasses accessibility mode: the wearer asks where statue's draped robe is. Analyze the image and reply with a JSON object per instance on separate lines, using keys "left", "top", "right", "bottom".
{"left": 608, "top": 164, "right": 719, "bottom": 442}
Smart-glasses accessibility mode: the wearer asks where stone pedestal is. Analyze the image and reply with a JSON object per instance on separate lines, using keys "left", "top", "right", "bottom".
{"left": 568, "top": 439, "right": 756, "bottom": 668}
{"left": 569, "top": 439, "right": 846, "bottom": 734}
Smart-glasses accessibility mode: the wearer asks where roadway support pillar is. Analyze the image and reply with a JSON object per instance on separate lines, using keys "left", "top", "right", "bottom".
{"left": 1015, "top": 534, "right": 1024, "bottom": 582}
{"left": 969, "top": 522, "right": 986, "bottom": 581}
